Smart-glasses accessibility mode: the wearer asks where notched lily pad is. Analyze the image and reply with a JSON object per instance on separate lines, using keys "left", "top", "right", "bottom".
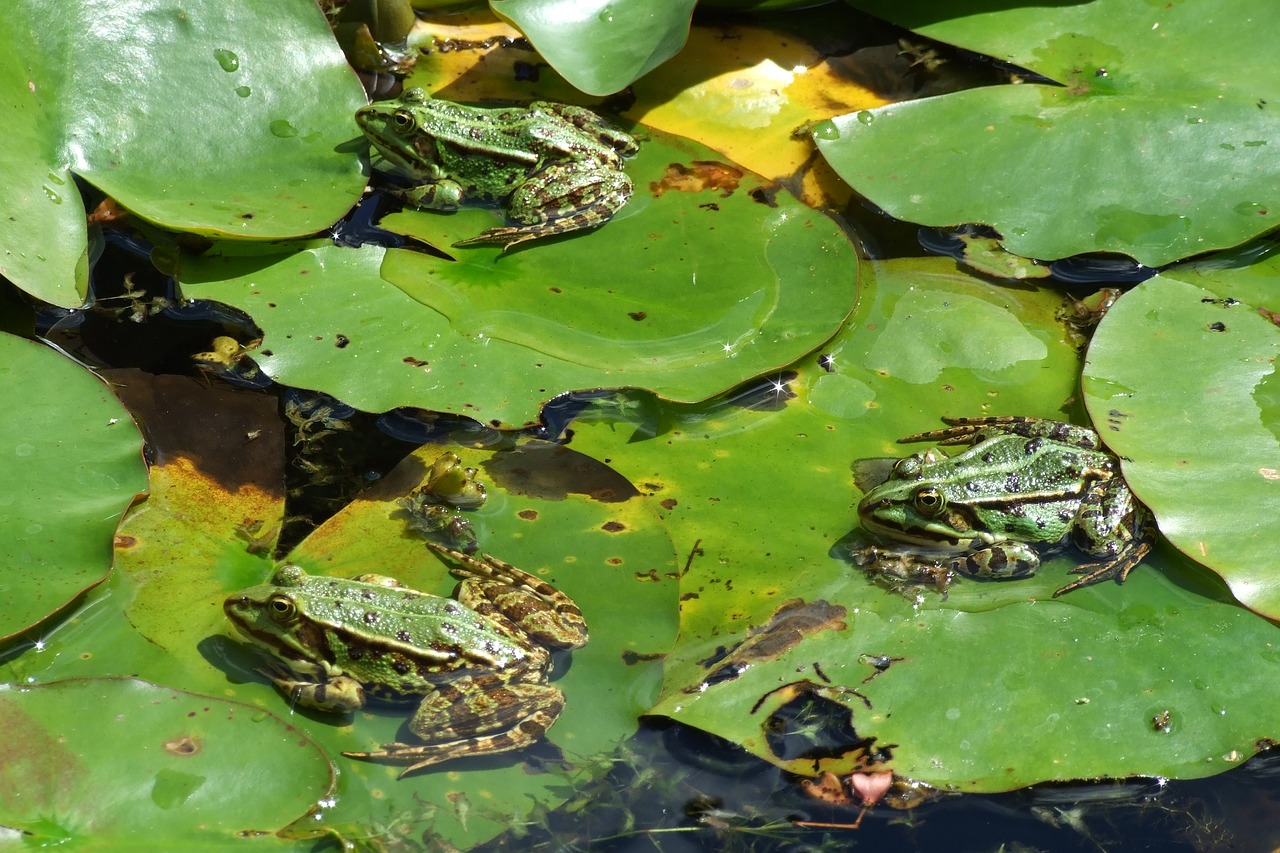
{"left": 2, "top": 0, "right": 367, "bottom": 307}
{"left": 571, "top": 256, "right": 1280, "bottom": 791}
{"left": 490, "top": 0, "right": 697, "bottom": 96}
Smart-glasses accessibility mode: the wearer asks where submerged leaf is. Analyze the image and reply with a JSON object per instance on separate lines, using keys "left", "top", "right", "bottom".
{"left": 0, "top": 678, "right": 334, "bottom": 843}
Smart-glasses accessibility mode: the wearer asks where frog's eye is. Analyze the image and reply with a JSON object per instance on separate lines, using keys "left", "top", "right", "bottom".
{"left": 267, "top": 594, "right": 297, "bottom": 622}
{"left": 391, "top": 109, "right": 417, "bottom": 133}
{"left": 911, "top": 486, "right": 946, "bottom": 516}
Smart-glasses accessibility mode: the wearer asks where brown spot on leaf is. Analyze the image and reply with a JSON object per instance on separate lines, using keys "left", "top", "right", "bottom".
{"left": 517, "top": 509, "right": 539, "bottom": 520}
{"left": 164, "top": 736, "right": 201, "bottom": 756}
{"left": 649, "top": 161, "right": 743, "bottom": 198}
{"left": 102, "top": 370, "right": 285, "bottom": 498}
{"left": 686, "top": 599, "right": 847, "bottom": 692}
{"left": 601, "top": 520, "right": 626, "bottom": 533}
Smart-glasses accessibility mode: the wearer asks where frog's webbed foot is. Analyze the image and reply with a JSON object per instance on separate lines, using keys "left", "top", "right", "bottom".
{"left": 1054, "top": 482, "right": 1156, "bottom": 597}
{"left": 1051, "top": 539, "right": 1153, "bottom": 597}
{"left": 902, "top": 416, "right": 1103, "bottom": 450}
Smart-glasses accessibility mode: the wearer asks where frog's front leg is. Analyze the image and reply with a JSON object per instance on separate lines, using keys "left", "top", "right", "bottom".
{"left": 1053, "top": 479, "right": 1154, "bottom": 597}
{"left": 260, "top": 660, "right": 367, "bottom": 713}
{"left": 455, "top": 163, "right": 633, "bottom": 251}
{"left": 343, "top": 675, "right": 567, "bottom": 777}
{"left": 944, "top": 542, "right": 1041, "bottom": 580}
{"left": 397, "top": 174, "right": 466, "bottom": 212}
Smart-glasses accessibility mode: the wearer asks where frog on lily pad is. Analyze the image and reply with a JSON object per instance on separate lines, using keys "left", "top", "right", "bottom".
{"left": 853, "top": 416, "right": 1155, "bottom": 598}
{"left": 224, "top": 543, "right": 588, "bottom": 776}
{"left": 355, "top": 88, "right": 638, "bottom": 250}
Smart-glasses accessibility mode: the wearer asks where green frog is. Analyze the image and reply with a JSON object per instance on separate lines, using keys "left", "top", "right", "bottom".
{"left": 223, "top": 544, "right": 588, "bottom": 776}
{"left": 355, "top": 88, "right": 638, "bottom": 250}
{"left": 854, "top": 416, "right": 1154, "bottom": 597}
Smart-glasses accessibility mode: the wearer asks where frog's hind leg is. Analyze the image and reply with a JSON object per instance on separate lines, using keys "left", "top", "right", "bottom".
{"left": 1052, "top": 480, "right": 1155, "bottom": 597}
{"left": 343, "top": 678, "right": 566, "bottom": 777}
{"left": 1051, "top": 539, "right": 1152, "bottom": 598}
{"left": 529, "top": 101, "right": 639, "bottom": 156}
{"left": 902, "top": 416, "right": 1104, "bottom": 449}
{"left": 429, "top": 543, "right": 589, "bottom": 649}
{"left": 454, "top": 164, "right": 633, "bottom": 251}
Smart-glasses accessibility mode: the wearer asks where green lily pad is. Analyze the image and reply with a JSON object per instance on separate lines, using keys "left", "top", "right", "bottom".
{"left": 1083, "top": 251, "right": 1280, "bottom": 619}
{"left": 569, "top": 257, "right": 1280, "bottom": 789}
{"left": 0, "top": 678, "right": 334, "bottom": 844}
{"left": 490, "top": 0, "right": 696, "bottom": 96}
{"left": 0, "top": 334, "right": 146, "bottom": 642}
{"left": 180, "top": 127, "right": 857, "bottom": 427}
{"left": 816, "top": 0, "right": 1280, "bottom": 266}
{"left": 1, "top": 0, "right": 367, "bottom": 307}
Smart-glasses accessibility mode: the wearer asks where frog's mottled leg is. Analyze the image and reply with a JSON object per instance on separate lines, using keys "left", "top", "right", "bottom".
{"left": 944, "top": 542, "right": 1041, "bottom": 580}
{"left": 344, "top": 678, "right": 566, "bottom": 777}
{"left": 429, "top": 543, "right": 588, "bottom": 649}
{"left": 1052, "top": 480, "right": 1155, "bottom": 597}
{"left": 529, "top": 101, "right": 639, "bottom": 156}
{"left": 902, "top": 416, "right": 1103, "bottom": 449}
{"left": 260, "top": 661, "right": 367, "bottom": 713}
{"left": 454, "top": 164, "right": 633, "bottom": 251}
